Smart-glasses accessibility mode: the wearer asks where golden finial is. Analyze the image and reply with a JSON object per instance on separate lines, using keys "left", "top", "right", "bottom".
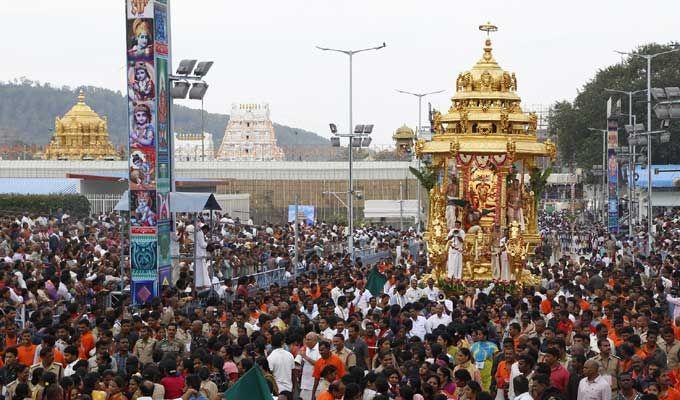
{"left": 478, "top": 22, "right": 498, "bottom": 37}
{"left": 478, "top": 22, "right": 498, "bottom": 62}
{"left": 77, "top": 89, "right": 85, "bottom": 104}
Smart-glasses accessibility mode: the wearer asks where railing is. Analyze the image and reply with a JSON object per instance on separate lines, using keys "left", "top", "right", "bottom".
{"left": 85, "top": 193, "right": 121, "bottom": 214}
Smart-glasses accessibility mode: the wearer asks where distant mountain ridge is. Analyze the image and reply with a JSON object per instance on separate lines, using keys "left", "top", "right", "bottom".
{"left": 0, "top": 80, "right": 330, "bottom": 151}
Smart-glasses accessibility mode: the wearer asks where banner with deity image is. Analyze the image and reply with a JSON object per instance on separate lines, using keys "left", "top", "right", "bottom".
{"left": 126, "top": 0, "right": 172, "bottom": 303}
{"left": 153, "top": 0, "right": 173, "bottom": 291}
{"left": 607, "top": 119, "right": 619, "bottom": 234}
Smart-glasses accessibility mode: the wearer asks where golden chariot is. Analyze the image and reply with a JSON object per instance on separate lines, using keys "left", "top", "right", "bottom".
{"left": 414, "top": 23, "right": 556, "bottom": 286}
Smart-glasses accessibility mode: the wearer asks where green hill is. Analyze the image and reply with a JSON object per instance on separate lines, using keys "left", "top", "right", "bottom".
{"left": 0, "top": 79, "right": 330, "bottom": 153}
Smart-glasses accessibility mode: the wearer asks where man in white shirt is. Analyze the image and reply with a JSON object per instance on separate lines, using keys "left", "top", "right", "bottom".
{"left": 405, "top": 279, "right": 423, "bottom": 304}
{"left": 422, "top": 278, "right": 441, "bottom": 302}
{"left": 390, "top": 285, "right": 408, "bottom": 308}
{"left": 351, "top": 281, "right": 372, "bottom": 314}
{"left": 266, "top": 333, "right": 295, "bottom": 393}
{"left": 295, "top": 333, "right": 321, "bottom": 400}
{"left": 319, "top": 317, "right": 336, "bottom": 341}
{"left": 409, "top": 307, "right": 427, "bottom": 340}
{"left": 425, "top": 303, "right": 452, "bottom": 334}
{"left": 577, "top": 360, "right": 611, "bottom": 400}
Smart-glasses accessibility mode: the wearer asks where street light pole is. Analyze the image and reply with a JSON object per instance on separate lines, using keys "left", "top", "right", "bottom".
{"left": 588, "top": 128, "right": 607, "bottom": 226}
{"left": 317, "top": 42, "right": 386, "bottom": 260}
{"left": 395, "top": 89, "right": 444, "bottom": 233}
{"left": 615, "top": 47, "right": 680, "bottom": 253}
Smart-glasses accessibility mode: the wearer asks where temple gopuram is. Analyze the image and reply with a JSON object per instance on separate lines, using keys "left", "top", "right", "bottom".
{"left": 415, "top": 23, "right": 556, "bottom": 287}
{"left": 217, "top": 103, "right": 284, "bottom": 161}
{"left": 44, "top": 90, "right": 120, "bottom": 160}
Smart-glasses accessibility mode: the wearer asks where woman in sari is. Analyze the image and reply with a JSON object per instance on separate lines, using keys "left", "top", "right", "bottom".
{"left": 453, "top": 348, "right": 482, "bottom": 386}
{"left": 469, "top": 327, "right": 498, "bottom": 391}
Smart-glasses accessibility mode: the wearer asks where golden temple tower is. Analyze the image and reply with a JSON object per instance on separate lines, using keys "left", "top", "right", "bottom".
{"left": 44, "top": 90, "right": 120, "bottom": 160}
{"left": 416, "top": 23, "right": 555, "bottom": 282}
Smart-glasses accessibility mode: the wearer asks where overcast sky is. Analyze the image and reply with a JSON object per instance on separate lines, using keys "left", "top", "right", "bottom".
{"left": 1, "top": 0, "right": 678, "bottom": 146}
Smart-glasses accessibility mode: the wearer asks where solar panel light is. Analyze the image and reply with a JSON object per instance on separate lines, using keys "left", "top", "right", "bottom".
{"left": 176, "top": 59, "right": 197, "bottom": 76}
{"left": 363, "top": 124, "right": 374, "bottom": 134}
{"left": 188, "top": 82, "right": 209, "bottom": 100}
{"left": 352, "top": 137, "right": 362, "bottom": 147}
{"left": 654, "top": 104, "right": 671, "bottom": 120}
{"left": 330, "top": 137, "right": 340, "bottom": 147}
{"left": 361, "top": 137, "right": 372, "bottom": 147}
{"left": 171, "top": 81, "right": 190, "bottom": 99}
{"left": 665, "top": 87, "right": 680, "bottom": 100}
{"left": 651, "top": 88, "right": 667, "bottom": 101}
{"left": 354, "top": 125, "right": 365, "bottom": 134}
{"left": 193, "top": 61, "right": 214, "bottom": 77}
{"left": 329, "top": 123, "right": 338, "bottom": 134}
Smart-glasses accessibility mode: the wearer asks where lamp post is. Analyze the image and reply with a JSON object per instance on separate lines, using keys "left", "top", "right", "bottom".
{"left": 329, "top": 123, "right": 373, "bottom": 260}
{"left": 588, "top": 128, "right": 607, "bottom": 226}
{"left": 317, "top": 42, "right": 386, "bottom": 260}
{"left": 605, "top": 88, "right": 646, "bottom": 234}
{"left": 615, "top": 47, "right": 680, "bottom": 252}
{"left": 170, "top": 60, "right": 213, "bottom": 161}
{"left": 395, "top": 89, "right": 444, "bottom": 233}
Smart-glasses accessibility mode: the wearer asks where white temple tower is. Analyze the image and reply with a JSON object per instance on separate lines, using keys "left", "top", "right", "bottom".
{"left": 216, "top": 103, "right": 284, "bottom": 161}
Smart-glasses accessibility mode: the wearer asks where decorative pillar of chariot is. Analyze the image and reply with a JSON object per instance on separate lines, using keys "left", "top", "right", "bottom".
{"left": 415, "top": 23, "right": 556, "bottom": 285}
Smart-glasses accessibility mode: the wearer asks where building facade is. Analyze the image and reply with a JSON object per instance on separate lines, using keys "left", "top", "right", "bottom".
{"left": 174, "top": 132, "right": 215, "bottom": 161}
{"left": 216, "top": 103, "right": 284, "bottom": 161}
{"left": 43, "top": 90, "right": 120, "bottom": 160}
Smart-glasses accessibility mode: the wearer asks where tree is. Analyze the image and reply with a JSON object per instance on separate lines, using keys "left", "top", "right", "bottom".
{"left": 550, "top": 42, "right": 680, "bottom": 168}
{"left": 409, "top": 160, "right": 437, "bottom": 191}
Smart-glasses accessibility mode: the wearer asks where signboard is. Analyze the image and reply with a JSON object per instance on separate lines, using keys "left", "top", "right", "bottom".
{"left": 287, "top": 205, "right": 315, "bottom": 225}
{"left": 607, "top": 119, "right": 619, "bottom": 234}
{"left": 126, "top": 0, "right": 172, "bottom": 303}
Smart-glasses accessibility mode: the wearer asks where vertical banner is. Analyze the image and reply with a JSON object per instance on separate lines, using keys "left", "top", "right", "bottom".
{"left": 126, "top": 0, "right": 172, "bottom": 303}
{"left": 154, "top": 0, "right": 172, "bottom": 291}
{"left": 607, "top": 119, "right": 619, "bottom": 234}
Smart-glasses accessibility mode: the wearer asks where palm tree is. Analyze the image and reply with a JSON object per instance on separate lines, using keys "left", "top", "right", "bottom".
{"left": 529, "top": 166, "right": 552, "bottom": 209}
{"left": 409, "top": 160, "right": 437, "bottom": 191}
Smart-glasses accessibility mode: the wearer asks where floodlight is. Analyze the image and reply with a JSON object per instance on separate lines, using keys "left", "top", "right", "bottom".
{"left": 188, "top": 82, "right": 209, "bottom": 100}
{"left": 654, "top": 104, "right": 671, "bottom": 120}
{"left": 171, "top": 81, "right": 190, "bottom": 99}
{"left": 329, "top": 123, "right": 337, "bottom": 134}
{"left": 651, "top": 88, "right": 667, "bottom": 101}
{"left": 363, "top": 124, "right": 374, "bottom": 134}
{"left": 630, "top": 136, "right": 647, "bottom": 146}
{"left": 354, "top": 125, "right": 364, "bottom": 134}
{"left": 361, "top": 137, "right": 372, "bottom": 147}
{"left": 671, "top": 103, "right": 680, "bottom": 119}
{"left": 331, "top": 137, "right": 340, "bottom": 147}
{"left": 193, "top": 61, "right": 214, "bottom": 77}
{"left": 665, "top": 87, "right": 680, "bottom": 99}
{"left": 176, "top": 59, "right": 197, "bottom": 76}
{"left": 352, "top": 137, "right": 362, "bottom": 147}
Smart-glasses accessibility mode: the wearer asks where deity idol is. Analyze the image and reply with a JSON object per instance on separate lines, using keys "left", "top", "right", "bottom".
{"left": 131, "top": 62, "right": 155, "bottom": 101}
{"left": 135, "top": 191, "right": 156, "bottom": 226}
{"left": 507, "top": 178, "right": 525, "bottom": 230}
{"left": 130, "top": 152, "right": 152, "bottom": 186}
{"left": 128, "top": 19, "right": 153, "bottom": 58}
{"left": 130, "top": 103, "right": 155, "bottom": 148}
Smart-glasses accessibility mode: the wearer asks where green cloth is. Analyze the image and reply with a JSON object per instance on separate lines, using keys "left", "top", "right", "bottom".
{"left": 366, "top": 265, "right": 387, "bottom": 296}
{"left": 223, "top": 366, "right": 272, "bottom": 400}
